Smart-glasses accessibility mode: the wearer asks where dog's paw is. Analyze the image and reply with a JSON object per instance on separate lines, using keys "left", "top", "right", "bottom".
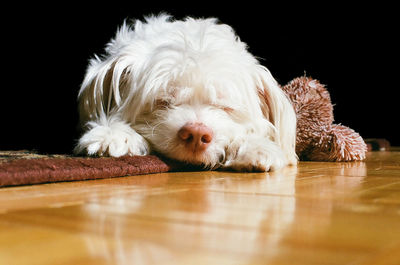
{"left": 75, "top": 119, "right": 150, "bottom": 157}
{"left": 223, "top": 139, "right": 287, "bottom": 172}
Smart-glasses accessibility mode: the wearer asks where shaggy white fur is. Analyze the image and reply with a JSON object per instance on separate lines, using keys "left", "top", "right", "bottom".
{"left": 75, "top": 14, "right": 297, "bottom": 171}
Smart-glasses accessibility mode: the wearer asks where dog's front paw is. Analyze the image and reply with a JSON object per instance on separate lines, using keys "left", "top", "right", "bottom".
{"left": 223, "top": 140, "right": 286, "bottom": 172}
{"left": 75, "top": 119, "right": 150, "bottom": 157}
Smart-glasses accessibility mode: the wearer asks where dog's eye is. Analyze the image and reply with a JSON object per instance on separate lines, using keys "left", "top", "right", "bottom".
{"left": 211, "top": 104, "right": 234, "bottom": 113}
{"left": 221, "top": 106, "right": 234, "bottom": 113}
{"left": 154, "top": 99, "right": 170, "bottom": 109}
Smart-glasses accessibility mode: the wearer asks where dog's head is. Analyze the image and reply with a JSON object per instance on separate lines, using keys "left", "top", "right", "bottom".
{"left": 78, "top": 15, "right": 296, "bottom": 169}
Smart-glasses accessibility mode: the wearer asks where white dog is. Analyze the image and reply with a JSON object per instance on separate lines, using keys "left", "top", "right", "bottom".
{"left": 75, "top": 14, "right": 297, "bottom": 171}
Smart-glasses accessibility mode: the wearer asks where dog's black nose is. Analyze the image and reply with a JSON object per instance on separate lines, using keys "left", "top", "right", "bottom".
{"left": 178, "top": 122, "right": 213, "bottom": 153}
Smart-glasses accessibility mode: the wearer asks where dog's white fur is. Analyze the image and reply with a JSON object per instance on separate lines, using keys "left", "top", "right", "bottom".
{"left": 75, "top": 14, "right": 297, "bottom": 171}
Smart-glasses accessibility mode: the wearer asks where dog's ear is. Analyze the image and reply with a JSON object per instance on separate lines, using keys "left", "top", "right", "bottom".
{"left": 255, "top": 66, "right": 298, "bottom": 165}
{"left": 78, "top": 55, "right": 134, "bottom": 126}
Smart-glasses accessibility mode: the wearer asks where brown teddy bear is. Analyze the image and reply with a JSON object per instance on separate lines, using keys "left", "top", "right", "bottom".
{"left": 281, "top": 76, "right": 367, "bottom": 161}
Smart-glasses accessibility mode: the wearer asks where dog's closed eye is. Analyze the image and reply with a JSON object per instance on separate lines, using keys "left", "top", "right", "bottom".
{"left": 154, "top": 99, "right": 171, "bottom": 109}
{"left": 210, "top": 103, "right": 235, "bottom": 113}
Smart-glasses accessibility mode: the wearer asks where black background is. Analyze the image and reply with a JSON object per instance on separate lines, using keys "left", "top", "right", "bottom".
{"left": 2, "top": 3, "right": 398, "bottom": 153}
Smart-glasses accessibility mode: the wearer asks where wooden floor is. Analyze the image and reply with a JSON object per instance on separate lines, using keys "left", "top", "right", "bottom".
{"left": 1, "top": 151, "right": 400, "bottom": 265}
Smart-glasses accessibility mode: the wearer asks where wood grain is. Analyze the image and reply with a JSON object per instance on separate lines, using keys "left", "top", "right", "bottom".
{"left": 1, "top": 151, "right": 400, "bottom": 265}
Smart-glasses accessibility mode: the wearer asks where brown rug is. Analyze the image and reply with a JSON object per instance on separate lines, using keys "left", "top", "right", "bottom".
{"left": 0, "top": 151, "right": 174, "bottom": 187}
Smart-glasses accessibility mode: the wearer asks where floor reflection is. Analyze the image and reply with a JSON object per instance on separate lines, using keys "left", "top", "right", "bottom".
{"left": 81, "top": 162, "right": 369, "bottom": 264}
{"left": 80, "top": 167, "right": 297, "bottom": 264}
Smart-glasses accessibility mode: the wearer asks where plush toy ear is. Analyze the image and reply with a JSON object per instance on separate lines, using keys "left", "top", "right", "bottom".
{"left": 255, "top": 66, "right": 298, "bottom": 165}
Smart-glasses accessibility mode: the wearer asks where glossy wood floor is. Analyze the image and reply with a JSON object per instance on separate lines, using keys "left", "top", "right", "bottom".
{"left": 1, "top": 151, "right": 400, "bottom": 265}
